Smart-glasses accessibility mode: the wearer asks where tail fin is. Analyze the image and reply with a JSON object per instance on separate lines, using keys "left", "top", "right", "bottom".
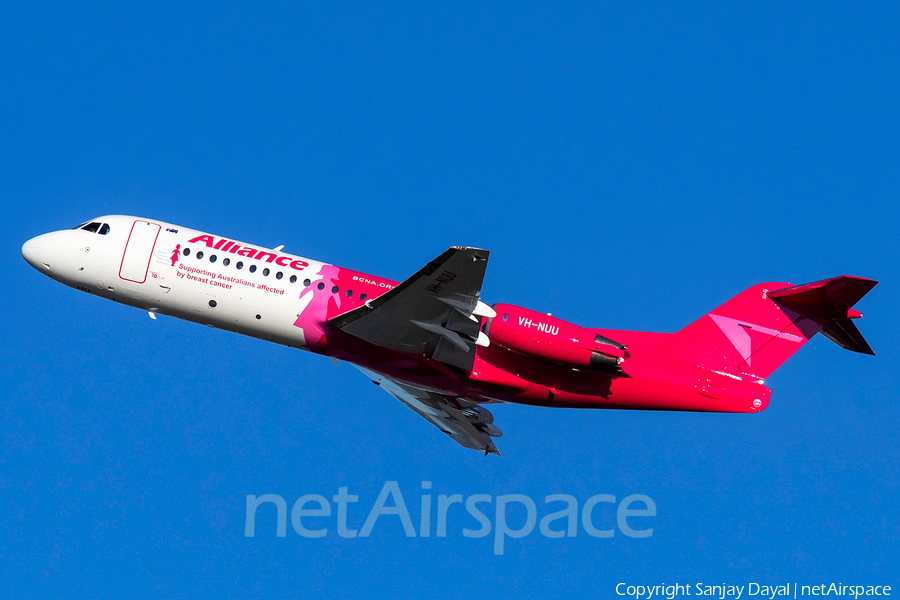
{"left": 654, "top": 276, "right": 877, "bottom": 381}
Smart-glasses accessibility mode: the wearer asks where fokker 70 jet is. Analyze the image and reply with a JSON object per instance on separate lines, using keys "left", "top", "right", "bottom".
{"left": 22, "top": 216, "right": 877, "bottom": 455}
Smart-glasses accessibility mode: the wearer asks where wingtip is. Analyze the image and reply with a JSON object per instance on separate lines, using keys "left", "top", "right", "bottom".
{"left": 484, "top": 444, "right": 501, "bottom": 457}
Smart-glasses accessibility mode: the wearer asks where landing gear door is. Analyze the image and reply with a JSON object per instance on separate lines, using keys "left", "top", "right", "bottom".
{"left": 119, "top": 220, "right": 161, "bottom": 283}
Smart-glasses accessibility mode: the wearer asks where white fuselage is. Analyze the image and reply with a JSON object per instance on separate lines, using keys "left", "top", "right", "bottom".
{"left": 21, "top": 215, "right": 391, "bottom": 353}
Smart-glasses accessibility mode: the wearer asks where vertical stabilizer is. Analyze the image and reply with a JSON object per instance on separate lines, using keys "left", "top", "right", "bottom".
{"left": 653, "top": 276, "right": 876, "bottom": 381}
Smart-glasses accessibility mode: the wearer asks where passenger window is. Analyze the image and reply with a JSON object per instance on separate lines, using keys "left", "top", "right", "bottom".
{"left": 290, "top": 275, "right": 297, "bottom": 284}
{"left": 98, "top": 223, "right": 110, "bottom": 235}
{"left": 263, "top": 268, "right": 270, "bottom": 276}
{"left": 81, "top": 222, "right": 101, "bottom": 233}
{"left": 503, "top": 314, "right": 508, "bottom": 322}
{"left": 223, "top": 258, "right": 230, "bottom": 266}
{"left": 210, "top": 255, "right": 217, "bottom": 263}
{"left": 359, "top": 293, "right": 367, "bottom": 302}
{"left": 317, "top": 282, "right": 325, "bottom": 291}
{"left": 249, "top": 265, "right": 257, "bottom": 273}
{"left": 304, "top": 279, "right": 311, "bottom": 287}
{"left": 236, "top": 262, "right": 243, "bottom": 270}
{"left": 197, "top": 251, "right": 204, "bottom": 259}
{"left": 346, "top": 290, "right": 353, "bottom": 297}
{"left": 276, "top": 272, "right": 283, "bottom": 280}
{"left": 183, "top": 247, "right": 191, "bottom": 256}
{"left": 331, "top": 286, "right": 339, "bottom": 294}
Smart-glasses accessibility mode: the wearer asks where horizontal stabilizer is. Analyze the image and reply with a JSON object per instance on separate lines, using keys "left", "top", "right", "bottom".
{"left": 821, "top": 318, "right": 875, "bottom": 355}
{"left": 769, "top": 276, "right": 877, "bottom": 355}
{"left": 768, "top": 275, "right": 878, "bottom": 319}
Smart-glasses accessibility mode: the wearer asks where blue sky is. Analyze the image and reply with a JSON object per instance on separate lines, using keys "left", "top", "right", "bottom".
{"left": 2, "top": 2, "right": 898, "bottom": 597}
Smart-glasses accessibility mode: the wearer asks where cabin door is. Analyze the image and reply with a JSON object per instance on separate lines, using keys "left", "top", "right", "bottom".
{"left": 119, "top": 220, "right": 161, "bottom": 283}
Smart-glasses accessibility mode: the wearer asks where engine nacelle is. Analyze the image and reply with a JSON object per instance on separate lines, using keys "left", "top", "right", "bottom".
{"left": 487, "top": 303, "right": 627, "bottom": 371}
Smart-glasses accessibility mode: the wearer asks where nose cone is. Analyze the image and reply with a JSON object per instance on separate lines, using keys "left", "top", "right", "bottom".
{"left": 22, "top": 233, "right": 53, "bottom": 272}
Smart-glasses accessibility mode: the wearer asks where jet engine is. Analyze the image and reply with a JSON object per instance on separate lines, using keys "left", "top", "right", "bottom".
{"left": 487, "top": 304, "right": 628, "bottom": 370}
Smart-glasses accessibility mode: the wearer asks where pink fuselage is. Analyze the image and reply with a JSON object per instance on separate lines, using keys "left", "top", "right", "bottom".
{"left": 302, "top": 268, "right": 770, "bottom": 415}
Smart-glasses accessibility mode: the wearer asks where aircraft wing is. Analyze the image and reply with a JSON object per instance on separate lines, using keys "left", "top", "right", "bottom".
{"left": 329, "top": 247, "right": 495, "bottom": 371}
{"left": 355, "top": 366, "right": 502, "bottom": 456}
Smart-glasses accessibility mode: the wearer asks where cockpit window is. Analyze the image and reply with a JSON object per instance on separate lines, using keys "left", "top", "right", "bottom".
{"left": 78, "top": 222, "right": 111, "bottom": 234}
{"left": 73, "top": 222, "right": 89, "bottom": 230}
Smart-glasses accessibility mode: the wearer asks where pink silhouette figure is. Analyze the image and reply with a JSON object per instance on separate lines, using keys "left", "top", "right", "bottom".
{"left": 171, "top": 244, "right": 181, "bottom": 267}
{"left": 293, "top": 264, "right": 345, "bottom": 349}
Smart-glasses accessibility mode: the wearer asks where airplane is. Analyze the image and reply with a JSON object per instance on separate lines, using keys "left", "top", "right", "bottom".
{"left": 22, "top": 216, "right": 877, "bottom": 455}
